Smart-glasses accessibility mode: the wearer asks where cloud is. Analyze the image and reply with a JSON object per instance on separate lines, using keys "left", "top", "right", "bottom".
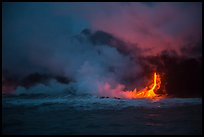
{"left": 60, "top": 2, "right": 201, "bottom": 56}
{"left": 2, "top": 2, "right": 202, "bottom": 97}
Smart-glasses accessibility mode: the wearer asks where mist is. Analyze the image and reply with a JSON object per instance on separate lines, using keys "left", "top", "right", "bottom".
{"left": 2, "top": 2, "right": 202, "bottom": 97}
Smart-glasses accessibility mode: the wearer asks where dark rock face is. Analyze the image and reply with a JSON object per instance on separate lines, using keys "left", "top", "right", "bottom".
{"left": 143, "top": 54, "right": 202, "bottom": 98}
{"left": 164, "top": 57, "right": 202, "bottom": 98}
{"left": 20, "top": 73, "right": 50, "bottom": 87}
{"left": 20, "top": 72, "right": 71, "bottom": 88}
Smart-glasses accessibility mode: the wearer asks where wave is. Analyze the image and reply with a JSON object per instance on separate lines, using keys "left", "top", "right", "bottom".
{"left": 3, "top": 93, "right": 202, "bottom": 110}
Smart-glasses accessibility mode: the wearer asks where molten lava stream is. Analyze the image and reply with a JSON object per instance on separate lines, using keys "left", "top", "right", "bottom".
{"left": 125, "top": 72, "right": 162, "bottom": 99}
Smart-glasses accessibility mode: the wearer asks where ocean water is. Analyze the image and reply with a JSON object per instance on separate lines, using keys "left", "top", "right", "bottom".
{"left": 2, "top": 93, "right": 202, "bottom": 135}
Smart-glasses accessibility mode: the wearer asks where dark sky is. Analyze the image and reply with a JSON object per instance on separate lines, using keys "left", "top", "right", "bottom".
{"left": 2, "top": 2, "right": 202, "bottom": 82}
{"left": 2, "top": 2, "right": 202, "bottom": 98}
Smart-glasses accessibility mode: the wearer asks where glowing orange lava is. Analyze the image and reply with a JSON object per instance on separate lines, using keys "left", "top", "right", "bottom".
{"left": 124, "top": 72, "right": 162, "bottom": 99}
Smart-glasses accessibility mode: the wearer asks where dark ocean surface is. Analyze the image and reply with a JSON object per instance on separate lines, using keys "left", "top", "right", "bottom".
{"left": 2, "top": 94, "right": 202, "bottom": 135}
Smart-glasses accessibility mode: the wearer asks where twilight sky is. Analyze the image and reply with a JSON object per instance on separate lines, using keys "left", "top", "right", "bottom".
{"left": 2, "top": 2, "right": 202, "bottom": 94}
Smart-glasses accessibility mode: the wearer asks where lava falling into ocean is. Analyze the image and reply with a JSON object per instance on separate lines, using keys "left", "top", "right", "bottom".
{"left": 2, "top": 2, "right": 202, "bottom": 99}
{"left": 98, "top": 72, "right": 166, "bottom": 100}
{"left": 124, "top": 72, "right": 162, "bottom": 99}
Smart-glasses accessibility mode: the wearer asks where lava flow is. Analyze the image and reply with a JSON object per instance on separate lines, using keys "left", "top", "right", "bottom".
{"left": 123, "top": 72, "right": 162, "bottom": 99}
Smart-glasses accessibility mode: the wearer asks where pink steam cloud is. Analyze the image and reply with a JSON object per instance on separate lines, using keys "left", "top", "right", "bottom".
{"left": 80, "top": 2, "right": 202, "bottom": 56}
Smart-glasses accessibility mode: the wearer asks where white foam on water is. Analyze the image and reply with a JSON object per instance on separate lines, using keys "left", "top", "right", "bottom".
{"left": 3, "top": 94, "right": 202, "bottom": 110}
